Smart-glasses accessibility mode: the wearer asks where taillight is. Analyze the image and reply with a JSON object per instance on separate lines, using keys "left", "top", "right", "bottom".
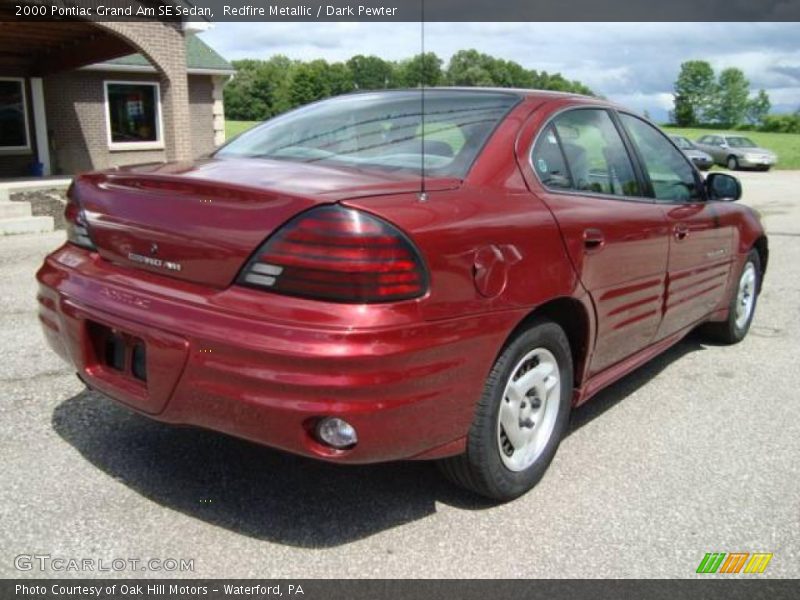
{"left": 65, "top": 185, "right": 96, "bottom": 251}
{"left": 238, "top": 205, "right": 428, "bottom": 303}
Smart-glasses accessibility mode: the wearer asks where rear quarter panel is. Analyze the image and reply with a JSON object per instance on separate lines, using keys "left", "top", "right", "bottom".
{"left": 343, "top": 99, "right": 583, "bottom": 323}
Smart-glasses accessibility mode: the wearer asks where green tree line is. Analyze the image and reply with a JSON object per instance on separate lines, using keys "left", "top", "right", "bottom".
{"left": 672, "top": 60, "right": 800, "bottom": 133}
{"left": 224, "top": 50, "right": 595, "bottom": 121}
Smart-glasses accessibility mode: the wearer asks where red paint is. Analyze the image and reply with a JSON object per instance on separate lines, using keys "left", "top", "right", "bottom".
{"left": 37, "top": 91, "right": 766, "bottom": 463}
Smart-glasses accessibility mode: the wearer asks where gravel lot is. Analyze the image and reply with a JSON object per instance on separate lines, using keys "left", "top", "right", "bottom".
{"left": 1, "top": 171, "right": 798, "bottom": 579}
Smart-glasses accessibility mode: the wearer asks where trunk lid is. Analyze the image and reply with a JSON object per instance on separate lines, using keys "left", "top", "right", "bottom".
{"left": 75, "top": 158, "right": 458, "bottom": 288}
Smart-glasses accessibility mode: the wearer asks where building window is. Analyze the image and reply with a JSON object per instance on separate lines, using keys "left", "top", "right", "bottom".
{"left": 104, "top": 81, "right": 163, "bottom": 150}
{"left": 0, "top": 77, "right": 30, "bottom": 151}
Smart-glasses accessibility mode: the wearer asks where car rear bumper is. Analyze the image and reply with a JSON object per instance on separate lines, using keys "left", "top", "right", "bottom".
{"left": 737, "top": 156, "right": 776, "bottom": 168}
{"left": 37, "top": 244, "right": 522, "bottom": 463}
{"left": 691, "top": 156, "right": 713, "bottom": 170}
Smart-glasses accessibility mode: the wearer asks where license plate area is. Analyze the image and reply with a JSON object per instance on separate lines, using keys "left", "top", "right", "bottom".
{"left": 89, "top": 321, "right": 147, "bottom": 383}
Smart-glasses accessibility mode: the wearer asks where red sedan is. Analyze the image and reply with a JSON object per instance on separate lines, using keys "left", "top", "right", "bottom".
{"left": 37, "top": 89, "right": 767, "bottom": 500}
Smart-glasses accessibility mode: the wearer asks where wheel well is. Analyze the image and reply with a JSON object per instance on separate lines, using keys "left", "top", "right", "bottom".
{"left": 504, "top": 298, "right": 591, "bottom": 387}
{"left": 753, "top": 236, "right": 768, "bottom": 291}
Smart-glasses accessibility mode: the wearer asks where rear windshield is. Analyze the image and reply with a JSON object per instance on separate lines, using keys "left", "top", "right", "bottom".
{"left": 215, "top": 90, "right": 519, "bottom": 178}
{"left": 671, "top": 136, "right": 693, "bottom": 150}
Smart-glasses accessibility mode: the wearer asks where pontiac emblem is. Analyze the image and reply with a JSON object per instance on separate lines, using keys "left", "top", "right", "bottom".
{"left": 128, "top": 245, "right": 182, "bottom": 272}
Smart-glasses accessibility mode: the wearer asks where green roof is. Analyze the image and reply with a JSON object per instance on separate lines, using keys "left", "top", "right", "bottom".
{"left": 104, "top": 33, "right": 233, "bottom": 72}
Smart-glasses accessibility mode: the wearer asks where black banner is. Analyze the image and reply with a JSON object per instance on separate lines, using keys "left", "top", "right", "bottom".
{"left": 4, "top": 580, "right": 800, "bottom": 600}
{"left": 3, "top": 0, "right": 800, "bottom": 22}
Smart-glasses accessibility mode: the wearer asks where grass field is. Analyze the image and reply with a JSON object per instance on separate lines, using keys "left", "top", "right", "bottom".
{"left": 226, "top": 121, "right": 800, "bottom": 170}
{"left": 663, "top": 127, "right": 800, "bottom": 170}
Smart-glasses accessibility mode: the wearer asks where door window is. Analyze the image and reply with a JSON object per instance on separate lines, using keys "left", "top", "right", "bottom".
{"left": 530, "top": 124, "right": 573, "bottom": 190}
{"left": 550, "top": 109, "right": 640, "bottom": 197}
{"left": 619, "top": 114, "right": 701, "bottom": 203}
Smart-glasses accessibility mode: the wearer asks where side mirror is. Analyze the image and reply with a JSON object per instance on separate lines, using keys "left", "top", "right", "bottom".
{"left": 719, "top": 142, "right": 729, "bottom": 149}
{"left": 706, "top": 172, "right": 742, "bottom": 201}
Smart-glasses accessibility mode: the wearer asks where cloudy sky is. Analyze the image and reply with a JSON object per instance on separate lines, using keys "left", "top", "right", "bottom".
{"left": 200, "top": 22, "right": 800, "bottom": 121}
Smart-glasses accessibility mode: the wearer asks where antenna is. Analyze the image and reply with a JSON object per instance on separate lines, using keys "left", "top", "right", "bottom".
{"left": 418, "top": 0, "right": 427, "bottom": 202}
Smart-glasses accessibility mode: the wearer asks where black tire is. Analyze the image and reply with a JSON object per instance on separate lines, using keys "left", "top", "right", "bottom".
{"left": 437, "top": 319, "right": 573, "bottom": 501}
{"left": 701, "top": 249, "right": 761, "bottom": 344}
{"left": 727, "top": 155, "right": 740, "bottom": 171}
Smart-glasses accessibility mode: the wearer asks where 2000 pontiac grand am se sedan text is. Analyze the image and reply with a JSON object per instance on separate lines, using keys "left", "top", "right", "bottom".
{"left": 37, "top": 89, "right": 767, "bottom": 500}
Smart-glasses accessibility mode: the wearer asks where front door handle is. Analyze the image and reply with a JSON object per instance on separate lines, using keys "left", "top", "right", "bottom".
{"left": 673, "top": 224, "right": 689, "bottom": 241}
{"left": 583, "top": 228, "right": 605, "bottom": 253}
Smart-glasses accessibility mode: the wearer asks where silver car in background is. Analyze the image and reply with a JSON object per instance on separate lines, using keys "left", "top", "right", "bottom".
{"left": 669, "top": 135, "right": 713, "bottom": 171}
{"left": 695, "top": 134, "right": 777, "bottom": 171}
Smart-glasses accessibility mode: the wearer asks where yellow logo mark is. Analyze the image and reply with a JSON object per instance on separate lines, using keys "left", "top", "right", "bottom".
{"left": 744, "top": 553, "right": 773, "bottom": 574}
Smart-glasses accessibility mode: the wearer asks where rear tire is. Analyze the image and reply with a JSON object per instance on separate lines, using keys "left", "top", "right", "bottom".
{"left": 437, "top": 319, "right": 573, "bottom": 501}
{"left": 701, "top": 249, "right": 761, "bottom": 344}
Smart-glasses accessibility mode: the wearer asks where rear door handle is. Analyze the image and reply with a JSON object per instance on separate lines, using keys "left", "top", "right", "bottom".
{"left": 583, "top": 228, "right": 605, "bottom": 253}
{"left": 673, "top": 224, "right": 689, "bottom": 241}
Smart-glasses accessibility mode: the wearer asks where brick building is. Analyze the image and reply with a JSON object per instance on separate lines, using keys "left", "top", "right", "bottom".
{"left": 0, "top": 4, "right": 235, "bottom": 178}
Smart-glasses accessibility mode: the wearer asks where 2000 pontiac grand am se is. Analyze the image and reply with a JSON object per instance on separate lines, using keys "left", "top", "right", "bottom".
{"left": 37, "top": 89, "right": 767, "bottom": 500}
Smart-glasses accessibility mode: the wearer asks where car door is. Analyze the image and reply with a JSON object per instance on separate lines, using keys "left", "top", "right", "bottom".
{"left": 710, "top": 135, "right": 728, "bottom": 163}
{"left": 528, "top": 108, "right": 669, "bottom": 376}
{"left": 695, "top": 135, "right": 715, "bottom": 161}
{"left": 617, "top": 113, "right": 735, "bottom": 340}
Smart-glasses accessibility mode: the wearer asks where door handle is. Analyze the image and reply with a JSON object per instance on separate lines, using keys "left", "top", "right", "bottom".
{"left": 673, "top": 224, "right": 689, "bottom": 241}
{"left": 583, "top": 228, "right": 605, "bottom": 253}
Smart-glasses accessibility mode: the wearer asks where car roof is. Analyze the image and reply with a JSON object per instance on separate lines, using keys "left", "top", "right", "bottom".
{"left": 426, "top": 86, "right": 588, "bottom": 100}
{"left": 342, "top": 87, "right": 590, "bottom": 102}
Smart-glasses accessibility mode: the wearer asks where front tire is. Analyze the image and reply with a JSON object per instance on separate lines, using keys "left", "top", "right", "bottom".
{"left": 701, "top": 249, "right": 761, "bottom": 344}
{"left": 727, "top": 155, "right": 740, "bottom": 171}
{"left": 437, "top": 319, "right": 573, "bottom": 501}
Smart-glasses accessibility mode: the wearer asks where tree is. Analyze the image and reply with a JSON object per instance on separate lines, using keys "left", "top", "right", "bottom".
{"left": 324, "top": 62, "right": 355, "bottom": 96}
{"left": 746, "top": 89, "right": 771, "bottom": 126}
{"left": 446, "top": 50, "right": 494, "bottom": 86}
{"left": 288, "top": 65, "right": 317, "bottom": 107}
{"left": 223, "top": 59, "right": 275, "bottom": 121}
{"left": 397, "top": 52, "right": 443, "bottom": 87}
{"left": 533, "top": 71, "right": 593, "bottom": 95}
{"left": 713, "top": 67, "right": 750, "bottom": 126}
{"left": 347, "top": 55, "right": 393, "bottom": 90}
{"left": 673, "top": 60, "right": 716, "bottom": 126}
{"left": 224, "top": 51, "right": 595, "bottom": 120}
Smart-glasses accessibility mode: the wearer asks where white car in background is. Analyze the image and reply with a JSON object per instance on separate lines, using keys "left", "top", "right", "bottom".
{"left": 695, "top": 134, "right": 777, "bottom": 171}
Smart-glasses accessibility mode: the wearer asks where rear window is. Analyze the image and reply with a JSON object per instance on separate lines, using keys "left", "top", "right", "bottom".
{"left": 215, "top": 90, "right": 519, "bottom": 178}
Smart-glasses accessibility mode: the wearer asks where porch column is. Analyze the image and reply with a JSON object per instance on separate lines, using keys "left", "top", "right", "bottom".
{"left": 211, "top": 75, "right": 229, "bottom": 147}
{"left": 30, "top": 77, "right": 51, "bottom": 176}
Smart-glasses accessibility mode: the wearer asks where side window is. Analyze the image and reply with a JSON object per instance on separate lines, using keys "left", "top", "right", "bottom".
{"left": 530, "top": 124, "right": 572, "bottom": 190}
{"left": 699, "top": 136, "right": 711, "bottom": 144}
{"left": 619, "top": 114, "right": 701, "bottom": 203}
{"left": 551, "top": 109, "right": 640, "bottom": 197}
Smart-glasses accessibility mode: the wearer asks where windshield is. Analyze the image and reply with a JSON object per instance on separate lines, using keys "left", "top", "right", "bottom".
{"left": 215, "top": 90, "right": 520, "bottom": 178}
{"left": 671, "top": 136, "right": 693, "bottom": 150}
{"left": 727, "top": 136, "right": 757, "bottom": 148}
